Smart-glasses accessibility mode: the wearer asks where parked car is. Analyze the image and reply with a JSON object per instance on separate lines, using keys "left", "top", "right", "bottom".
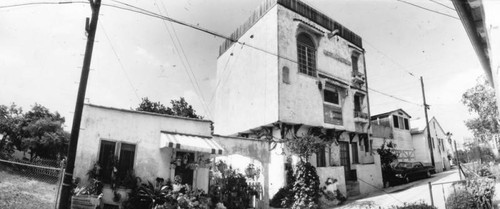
{"left": 392, "top": 162, "right": 434, "bottom": 184}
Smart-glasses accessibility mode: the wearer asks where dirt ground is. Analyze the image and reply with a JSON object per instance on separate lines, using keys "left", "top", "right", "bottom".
{"left": 0, "top": 165, "right": 59, "bottom": 209}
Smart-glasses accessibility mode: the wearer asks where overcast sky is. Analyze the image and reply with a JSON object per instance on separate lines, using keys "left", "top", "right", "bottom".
{"left": 0, "top": 0, "right": 483, "bottom": 144}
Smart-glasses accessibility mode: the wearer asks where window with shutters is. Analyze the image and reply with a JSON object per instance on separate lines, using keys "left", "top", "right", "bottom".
{"left": 98, "top": 140, "right": 136, "bottom": 183}
{"left": 297, "top": 33, "right": 316, "bottom": 77}
{"left": 392, "top": 115, "right": 410, "bottom": 130}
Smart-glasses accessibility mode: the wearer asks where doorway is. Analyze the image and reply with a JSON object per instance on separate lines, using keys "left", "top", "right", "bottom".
{"left": 339, "top": 142, "right": 352, "bottom": 180}
{"left": 174, "top": 151, "right": 195, "bottom": 186}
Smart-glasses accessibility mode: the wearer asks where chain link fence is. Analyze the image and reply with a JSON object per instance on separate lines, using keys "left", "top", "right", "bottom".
{"left": 0, "top": 158, "right": 64, "bottom": 209}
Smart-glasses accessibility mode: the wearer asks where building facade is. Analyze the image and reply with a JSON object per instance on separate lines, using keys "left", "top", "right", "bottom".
{"left": 214, "top": 0, "right": 379, "bottom": 197}
{"left": 411, "top": 117, "right": 451, "bottom": 173}
{"left": 371, "top": 109, "right": 415, "bottom": 162}
{"left": 74, "top": 104, "right": 225, "bottom": 207}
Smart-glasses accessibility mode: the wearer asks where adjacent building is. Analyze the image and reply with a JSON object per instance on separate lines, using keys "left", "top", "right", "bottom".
{"left": 214, "top": 0, "right": 380, "bottom": 197}
{"left": 371, "top": 109, "right": 415, "bottom": 162}
{"left": 411, "top": 117, "right": 452, "bottom": 173}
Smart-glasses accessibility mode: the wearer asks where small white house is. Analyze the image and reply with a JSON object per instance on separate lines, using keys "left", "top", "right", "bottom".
{"left": 411, "top": 117, "right": 452, "bottom": 173}
{"left": 74, "top": 104, "right": 225, "bottom": 207}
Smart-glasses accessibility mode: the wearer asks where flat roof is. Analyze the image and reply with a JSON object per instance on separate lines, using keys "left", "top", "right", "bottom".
{"left": 219, "top": 0, "right": 363, "bottom": 56}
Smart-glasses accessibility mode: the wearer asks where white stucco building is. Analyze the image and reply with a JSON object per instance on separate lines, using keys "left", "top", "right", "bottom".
{"left": 411, "top": 117, "right": 452, "bottom": 173}
{"left": 371, "top": 109, "right": 416, "bottom": 162}
{"left": 214, "top": 0, "right": 381, "bottom": 198}
{"left": 74, "top": 104, "right": 225, "bottom": 207}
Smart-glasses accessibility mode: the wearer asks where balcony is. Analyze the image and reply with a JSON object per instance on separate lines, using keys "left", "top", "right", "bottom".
{"left": 352, "top": 71, "right": 365, "bottom": 86}
{"left": 354, "top": 110, "right": 369, "bottom": 123}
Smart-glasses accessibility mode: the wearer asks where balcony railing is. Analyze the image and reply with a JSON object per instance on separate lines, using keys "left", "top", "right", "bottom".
{"left": 352, "top": 71, "right": 365, "bottom": 79}
{"left": 354, "top": 111, "right": 369, "bottom": 120}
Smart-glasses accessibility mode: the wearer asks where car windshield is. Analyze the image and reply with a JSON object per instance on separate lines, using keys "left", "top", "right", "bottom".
{"left": 396, "top": 162, "right": 413, "bottom": 168}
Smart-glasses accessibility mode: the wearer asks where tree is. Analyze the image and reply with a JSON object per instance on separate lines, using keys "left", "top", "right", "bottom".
{"left": 136, "top": 97, "right": 203, "bottom": 119}
{"left": 21, "top": 104, "right": 69, "bottom": 160}
{"left": 462, "top": 76, "right": 499, "bottom": 141}
{"left": 0, "top": 104, "right": 23, "bottom": 159}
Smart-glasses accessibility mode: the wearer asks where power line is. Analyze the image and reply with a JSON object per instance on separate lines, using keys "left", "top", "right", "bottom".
{"left": 99, "top": 21, "right": 141, "bottom": 102}
{"left": 2, "top": 1, "right": 427, "bottom": 113}
{"left": 363, "top": 40, "right": 419, "bottom": 79}
{"left": 0, "top": 1, "right": 85, "bottom": 9}
{"left": 150, "top": 0, "right": 213, "bottom": 118}
{"left": 369, "top": 88, "right": 423, "bottom": 107}
{"left": 428, "top": 0, "right": 455, "bottom": 11}
{"left": 396, "top": 0, "right": 459, "bottom": 20}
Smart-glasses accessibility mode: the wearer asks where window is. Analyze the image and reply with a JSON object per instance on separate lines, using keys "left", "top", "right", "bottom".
{"left": 354, "top": 94, "right": 363, "bottom": 112}
{"left": 316, "top": 147, "right": 326, "bottom": 167}
{"left": 351, "top": 142, "right": 359, "bottom": 164}
{"left": 392, "top": 115, "right": 410, "bottom": 130}
{"left": 324, "top": 89, "right": 340, "bottom": 105}
{"left": 351, "top": 53, "right": 359, "bottom": 73}
{"left": 431, "top": 137, "right": 435, "bottom": 148}
{"left": 98, "top": 140, "right": 136, "bottom": 183}
{"left": 404, "top": 118, "right": 410, "bottom": 130}
{"left": 282, "top": 66, "right": 290, "bottom": 84}
{"left": 297, "top": 33, "right": 316, "bottom": 77}
{"left": 393, "top": 115, "right": 399, "bottom": 128}
{"left": 364, "top": 137, "right": 369, "bottom": 152}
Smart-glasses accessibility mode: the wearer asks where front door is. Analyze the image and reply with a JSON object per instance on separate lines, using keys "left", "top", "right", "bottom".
{"left": 174, "top": 151, "right": 195, "bottom": 186}
{"left": 339, "top": 142, "right": 351, "bottom": 180}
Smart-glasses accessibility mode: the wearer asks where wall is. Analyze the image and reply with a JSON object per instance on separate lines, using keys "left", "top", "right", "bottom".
{"left": 276, "top": 5, "right": 367, "bottom": 132}
{"left": 412, "top": 132, "right": 444, "bottom": 172}
{"left": 74, "top": 104, "right": 213, "bottom": 185}
{"left": 355, "top": 155, "right": 383, "bottom": 194}
{"left": 317, "top": 166, "right": 346, "bottom": 196}
{"left": 212, "top": 135, "right": 271, "bottom": 206}
{"left": 214, "top": 5, "right": 279, "bottom": 136}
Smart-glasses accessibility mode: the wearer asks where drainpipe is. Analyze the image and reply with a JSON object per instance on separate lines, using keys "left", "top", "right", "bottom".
{"left": 362, "top": 50, "right": 372, "bottom": 137}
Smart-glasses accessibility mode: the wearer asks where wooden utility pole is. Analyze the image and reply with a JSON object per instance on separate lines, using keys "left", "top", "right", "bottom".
{"left": 454, "top": 140, "right": 463, "bottom": 180}
{"left": 421, "top": 76, "right": 435, "bottom": 167}
{"left": 58, "top": 0, "right": 101, "bottom": 208}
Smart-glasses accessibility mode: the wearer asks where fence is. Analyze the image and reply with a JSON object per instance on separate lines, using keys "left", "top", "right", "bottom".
{"left": 0, "top": 158, "right": 64, "bottom": 209}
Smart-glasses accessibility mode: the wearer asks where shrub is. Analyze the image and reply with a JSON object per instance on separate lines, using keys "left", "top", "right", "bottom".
{"left": 466, "top": 177, "right": 495, "bottom": 208}
{"left": 445, "top": 188, "right": 475, "bottom": 209}
{"left": 209, "top": 161, "right": 255, "bottom": 209}
{"left": 389, "top": 202, "right": 436, "bottom": 209}
{"left": 291, "top": 161, "right": 320, "bottom": 209}
{"left": 269, "top": 185, "right": 294, "bottom": 208}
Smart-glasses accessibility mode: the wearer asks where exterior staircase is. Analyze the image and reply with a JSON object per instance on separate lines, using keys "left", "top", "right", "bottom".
{"left": 346, "top": 180, "right": 360, "bottom": 197}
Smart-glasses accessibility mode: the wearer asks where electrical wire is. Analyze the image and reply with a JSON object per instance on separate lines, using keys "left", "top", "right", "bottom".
{"left": 428, "top": 0, "right": 455, "bottom": 11}
{"left": 99, "top": 21, "right": 141, "bottom": 102}
{"left": 1, "top": 0, "right": 428, "bottom": 111}
{"left": 396, "top": 0, "right": 459, "bottom": 20}
{"left": 151, "top": 0, "right": 213, "bottom": 118}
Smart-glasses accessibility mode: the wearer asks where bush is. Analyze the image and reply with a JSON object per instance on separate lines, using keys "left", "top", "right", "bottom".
{"left": 390, "top": 202, "right": 436, "bottom": 209}
{"left": 445, "top": 189, "right": 475, "bottom": 209}
{"left": 209, "top": 161, "right": 255, "bottom": 209}
{"left": 291, "top": 161, "right": 320, "bottom": 209}
{"left": 269, "top": 185, "right": 294, "bottom": 208}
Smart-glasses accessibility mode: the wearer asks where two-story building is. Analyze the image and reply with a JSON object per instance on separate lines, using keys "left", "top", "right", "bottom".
{"left": 214, "top": 0, "right": 381, "bottom": 198}
{"left": 411, "top": 117, "right": 451, "bottom": 172}
{"left": 371, "top": 109, "right": 415, "bottom": 162}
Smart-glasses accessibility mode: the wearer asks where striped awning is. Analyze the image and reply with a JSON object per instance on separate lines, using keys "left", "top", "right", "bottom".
{"left": 160, "top": 132, "right": 224, "bottom": 155}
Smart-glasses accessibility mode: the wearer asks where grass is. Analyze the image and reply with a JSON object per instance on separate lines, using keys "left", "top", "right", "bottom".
{"left": 0, "top": 164, "right": 59, "bottom": 209}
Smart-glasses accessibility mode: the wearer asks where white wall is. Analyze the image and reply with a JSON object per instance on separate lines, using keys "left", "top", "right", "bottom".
{"left": 74, "top": 104, "right": 212, "bottom": 185}
{"left": 356, "top": 155, "right": 383, "bottom": 194}
{"left": 277, "top": 5, "right": 367, "bottom": 132}
{"left": 214, "top": 5, "right": 279, "bottom": 136}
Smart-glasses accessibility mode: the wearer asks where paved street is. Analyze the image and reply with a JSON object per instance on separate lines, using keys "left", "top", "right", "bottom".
{"left": 334, "top": 169, "right": 461, "bottom": 209}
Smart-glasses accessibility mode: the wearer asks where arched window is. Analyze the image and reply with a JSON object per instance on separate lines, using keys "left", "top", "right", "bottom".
{"left": 297, "top": 33, "right": 316, "bottom": 76}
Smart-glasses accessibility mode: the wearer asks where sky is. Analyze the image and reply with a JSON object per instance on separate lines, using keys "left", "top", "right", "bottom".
{"left": 0, "top": 0, "right": 484, "bottom": 145}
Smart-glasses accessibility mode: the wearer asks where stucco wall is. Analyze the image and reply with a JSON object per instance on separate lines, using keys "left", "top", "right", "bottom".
{"left": 74, "top": 104, "right": 213, "bottom": 186}
{"left": 214, "top": 5, "right": 279, "bottom": 136}
{"left": 212, "top": 135, "right": 272, "bottom": 205}
{"left": 355, "top": 155, "right": 383, "bottom": 194}
{"left": 317, "top": 166, "right": 346, "bottom": 196}
{"left": 276, "top": 5, "right": 367, "bottom": 131}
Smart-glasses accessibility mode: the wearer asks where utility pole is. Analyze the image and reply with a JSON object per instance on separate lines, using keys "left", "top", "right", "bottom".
{"left": 58, "top": 0, "right": 101, "bottom": 208}
{"left": 421, "top": 76, "right": 435, "bottom": 167}
{"left": 454, "top": 140, "right": 462, "bottom": 180}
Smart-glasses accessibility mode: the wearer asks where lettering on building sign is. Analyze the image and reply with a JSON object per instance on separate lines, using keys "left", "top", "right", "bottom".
{"left": 323, "top": 50, "right": 351, "bottom": 66}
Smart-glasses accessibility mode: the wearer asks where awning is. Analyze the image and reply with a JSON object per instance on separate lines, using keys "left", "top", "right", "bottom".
{"left": 160, "top": 132, "right": 224, "bottom": 155}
